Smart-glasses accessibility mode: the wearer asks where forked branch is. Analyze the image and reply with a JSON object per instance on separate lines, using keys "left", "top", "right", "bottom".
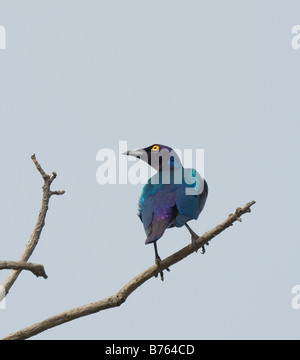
{"left": 1, "top": 155, "right": 65, "bottom": 297}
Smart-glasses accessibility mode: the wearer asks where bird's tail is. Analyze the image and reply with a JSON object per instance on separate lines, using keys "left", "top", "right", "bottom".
{"left": 145, "top": 218, "right": 169, "bottom": 244}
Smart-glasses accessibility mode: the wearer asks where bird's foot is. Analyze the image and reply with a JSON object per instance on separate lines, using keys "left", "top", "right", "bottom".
{"left": 191, "top": 234, "right": 209, "bottom": 254}
{"left": 185, "top": 223, "right": 201, "bottom": 253}
{"left": 191, "top": 233, "right": 199, "bottom": 252}
{"left": 155, "top": 256, "right": 170, "bottom": 281}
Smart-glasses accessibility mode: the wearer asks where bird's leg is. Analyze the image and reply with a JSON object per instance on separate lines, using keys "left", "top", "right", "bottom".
{"left": 185, "top": 223, "right": 199, "bottom": 250}
{"left": 153, "top": 242, "right": 170, "bottom": 281}
{"left": 185, "top": 223, "right": 206, "bottom": 254}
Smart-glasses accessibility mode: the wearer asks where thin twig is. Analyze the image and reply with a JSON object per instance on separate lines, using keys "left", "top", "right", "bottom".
{"left": 1, "top": 154, "right": 65, "bottom": 296}
{"left": 1, "top": 200, "right": 255, "bottom": 340}
{"left": 0, "top": 261, "right": 48, "bottom": 279}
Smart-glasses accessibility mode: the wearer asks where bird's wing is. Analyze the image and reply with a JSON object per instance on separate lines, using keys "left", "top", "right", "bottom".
{"left": 139, "top": 183, "right": 155, "bottom": 233}
{"left": 140, "top": 184, "right": 177, "bottom": 244}
{"left": 175, "top": 169, "right": 208, "bottom": 226}
{"left": 145, "top": 216, "right": 172, "bottom": 244}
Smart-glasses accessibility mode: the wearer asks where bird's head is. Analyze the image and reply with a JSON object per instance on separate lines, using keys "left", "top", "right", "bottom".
{"left": 123, "top": 144, "right": 182, "bottom": 171}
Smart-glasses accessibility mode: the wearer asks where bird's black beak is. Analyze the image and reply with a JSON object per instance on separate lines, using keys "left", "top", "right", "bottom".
{"left": 123, "top": 149, "right": 145, "bottom": 158}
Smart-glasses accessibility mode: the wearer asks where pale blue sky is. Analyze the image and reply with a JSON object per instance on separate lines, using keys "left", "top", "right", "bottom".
{"left": 0, "top": 0, "right": 300, "bottom": 339}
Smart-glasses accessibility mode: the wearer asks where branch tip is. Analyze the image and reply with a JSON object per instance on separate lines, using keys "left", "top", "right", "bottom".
{"left": 50, "top": 190, "right": 65, "bottom": 196}
{"left": 0, "top": 261, "right": 48, "bottom": 279}
{"left": 49, "top": 172, "right": 57, "bottom": 185}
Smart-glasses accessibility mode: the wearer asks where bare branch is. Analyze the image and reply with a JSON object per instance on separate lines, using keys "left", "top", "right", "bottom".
{"left": 31, "top": 154, "right": 49, "bottom": 180}
{"left": 1, "top": 154, "right": 65, "bottom": 296}
{"left": 0, "top": 261, "right": 48, "bottom": 279}
{"left": 49, "top": 190, "right": 65, "bottom": 197}
{"left": 1, "top": 201, "right": 255, "bottom": 341}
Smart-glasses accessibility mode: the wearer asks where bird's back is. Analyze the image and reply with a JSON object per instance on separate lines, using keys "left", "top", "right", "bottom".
{"left": 139, "top": 168, "right": 208, "bottom": 244}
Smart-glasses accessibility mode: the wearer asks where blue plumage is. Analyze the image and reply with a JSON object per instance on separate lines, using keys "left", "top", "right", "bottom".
{"left": 140, "top": 168, "right": 208, "bottom": 244}
{"left": 124, "top": 144, "right": 208, "bottom": 280}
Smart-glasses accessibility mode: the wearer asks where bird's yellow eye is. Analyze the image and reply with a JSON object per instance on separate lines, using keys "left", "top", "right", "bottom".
{"left": 152, "top": 145, "right": 160, "bottom": 151}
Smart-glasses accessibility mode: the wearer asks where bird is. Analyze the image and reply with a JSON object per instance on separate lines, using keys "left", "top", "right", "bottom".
{"left": 124, "top": 144, "right": 208, "bottom": 280}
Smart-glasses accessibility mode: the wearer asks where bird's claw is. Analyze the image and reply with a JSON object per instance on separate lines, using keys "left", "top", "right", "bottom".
{"left": 201, "top": 242, "right": 210, "bottom": 254}
{"left": 155, "top": 271, "right": 165, "bottom": 281}
{"left": 155, "top": 257, "right": 170, "bottom": 281}
{"left": 191, "top": 234, "right": 198, "bottom": 252}
{"left": 191, "top": 235, "right": 209, "bottom": 255}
